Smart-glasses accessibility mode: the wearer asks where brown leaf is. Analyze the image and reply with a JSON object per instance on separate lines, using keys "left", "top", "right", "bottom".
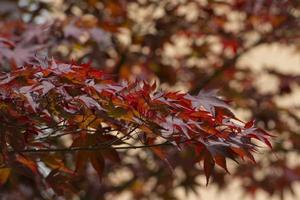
{"left": 0, "top": 168, "right": 11, "bottom": 186}
{"left": 16, "top": 155, "right": 38, "bottom": 174}
{"left": 90, "top": 152, "right": 105, "bottom": 180}
{"left": 203, "top": 153, "right": 215, "bottom": 185}
{"left": 42, "top": 154, "right": 73, "bottom": 174}
{"left": 101, "top": 149, "right": 121, "bottom": 163}
{"left": 214, "top": 155, "right": 229, "bottom": 173}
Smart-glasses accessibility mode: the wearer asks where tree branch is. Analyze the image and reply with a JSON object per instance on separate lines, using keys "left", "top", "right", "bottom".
{"left": 9, "top": 137, "right": 197, "bottom": 154}
{"left": 112, "top": 51, "right": 127, "bottom": 81}
{"left": 8, "top": 142, "right": 173, "bottom": 154}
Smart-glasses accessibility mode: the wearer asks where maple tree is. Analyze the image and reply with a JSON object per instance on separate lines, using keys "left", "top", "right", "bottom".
{"left": 0, "top": 0, "right": 299, "bottom": 199}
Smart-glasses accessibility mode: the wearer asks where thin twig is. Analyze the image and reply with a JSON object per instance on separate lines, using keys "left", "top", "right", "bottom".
{"left": 9, "top": 137, "right": 196, "bottom": 154}
{"left": 9, "top": 142, "right": 173, "bottom": 154}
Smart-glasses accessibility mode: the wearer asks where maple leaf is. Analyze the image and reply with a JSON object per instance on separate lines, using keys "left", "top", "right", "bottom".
{"left": 77, "top": 95, "right": 103, "bottom": 110}
{"left": 0, "top": 42, "right": 45, "bottom": 67}
{"left": 89, "top": 27, "right": 112, "bottom": 47}
{"left": 21, "top": 23, "right": 50, "bottom": 44}
{"left": 63, "top": 22, "right": 86, "bottom": 39}
{"left": 19, "top": 85, "right": 39, "bottom": 112}
{"left": 203, "top": 153, "right": 215, "bottom": 185}
{"left": 186, "top": 90, "right": 231, "bottom": 116}
{"left": 90, "top": 152, "right": 105, "bottom": 180}
{"left": 161, "top": 115, "right": 194, "bottom": 139}
{"left": 50, "top": 60, "right": 74, "bottom": 74}
{"left": 34, "top": 80, "right": 55, "bottom": 96}
{"left": 0, "top": 74, "right": 16, "bottom": 85}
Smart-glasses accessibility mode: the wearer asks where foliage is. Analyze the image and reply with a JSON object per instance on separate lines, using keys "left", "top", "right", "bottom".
{"left": 0, "top": 0, "right": 299, "bottom": 199}
{"left": 0, "top": 58, "right": 271, "bottom": 198}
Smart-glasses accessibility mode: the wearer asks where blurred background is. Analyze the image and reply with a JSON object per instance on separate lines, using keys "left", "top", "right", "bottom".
{"left": 0, "top": 0, "right": 299, "bottom": 199}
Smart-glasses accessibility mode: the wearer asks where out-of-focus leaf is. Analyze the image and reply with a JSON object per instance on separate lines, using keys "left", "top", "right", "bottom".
{"left": 16, "top": 155, "right": 38, "bottom": 174}
{"left": 90, "top": 152, "right": 105, "bottom": 180}
{"left": 0, "top": 168, "right": 11, "bottom": 186}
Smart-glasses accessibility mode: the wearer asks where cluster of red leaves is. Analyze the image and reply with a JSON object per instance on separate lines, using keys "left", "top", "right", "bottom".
{"left": 0, "top": 60, "right": 271, "bottom": 194}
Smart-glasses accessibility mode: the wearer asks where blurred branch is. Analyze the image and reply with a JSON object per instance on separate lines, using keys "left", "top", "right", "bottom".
{"left": 113, "top": 52, "right": 126, "bottom": 78}
{"left": 190, "top": 37, "right": 266, "bottom": 94}
{"left": 112, "top": 36, "right": 128, "bottom": 81}
{"left": 191, "top": 14, "right": 299, "bottom": 94}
